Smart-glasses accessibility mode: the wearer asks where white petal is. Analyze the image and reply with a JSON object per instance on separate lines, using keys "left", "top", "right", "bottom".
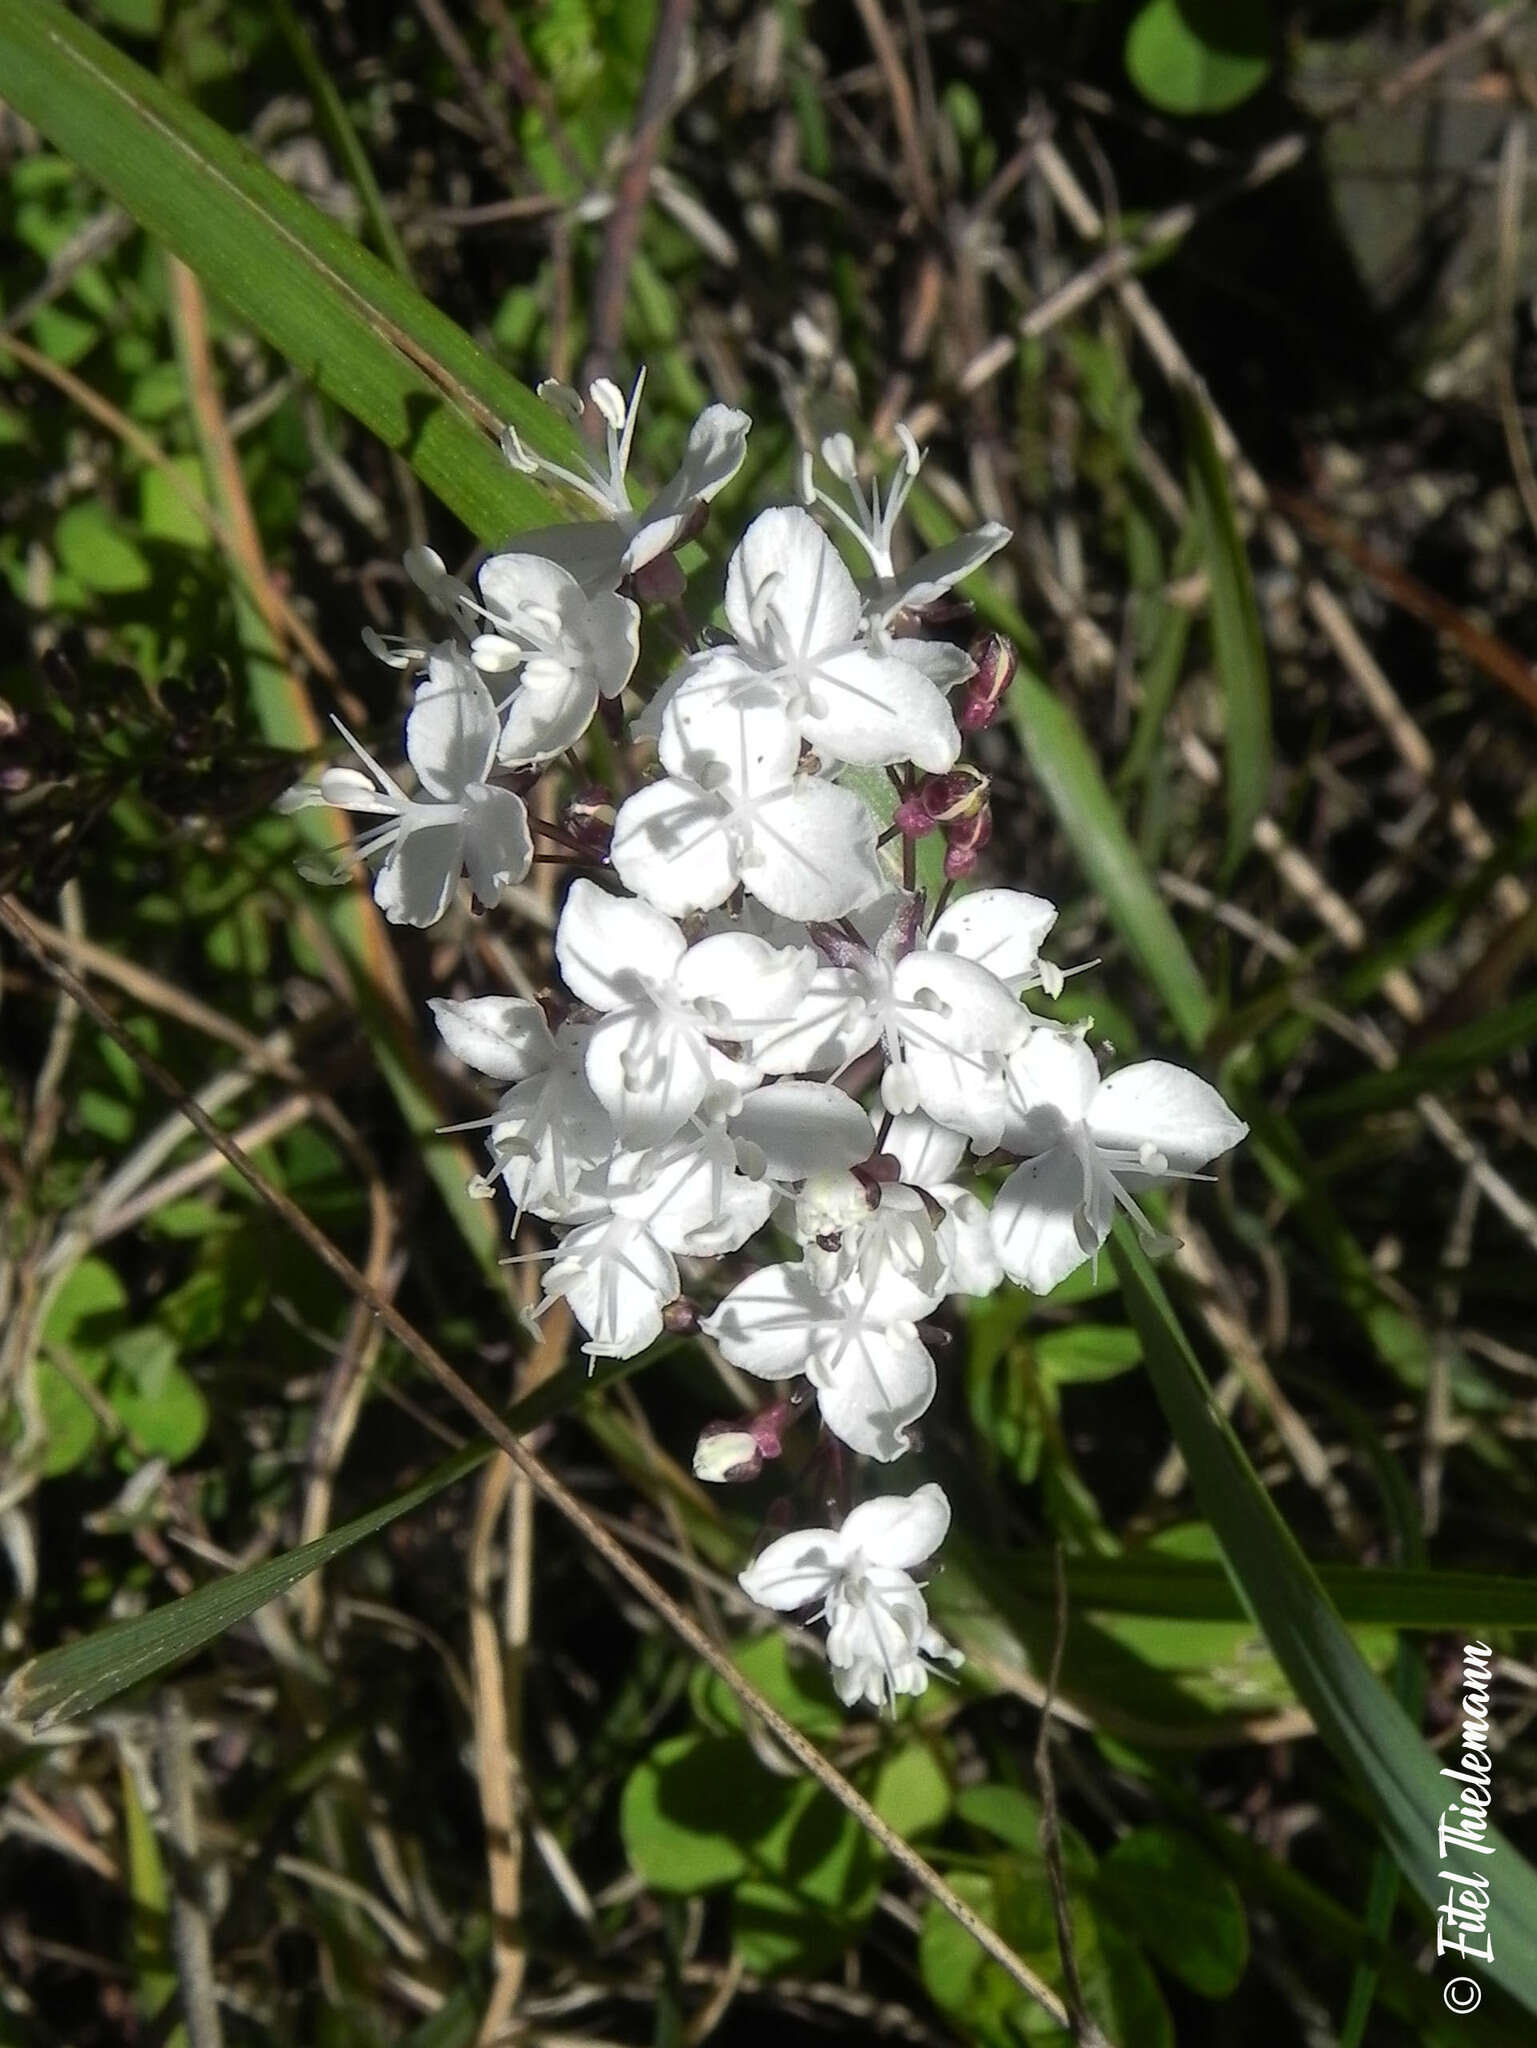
{"left": 624, "top": 403, "right": 752, "bottom": 571}
{"left": 814, "top": 1325, "right": 936, "bottom": 1462}
{"left": 725, "top": 504, "right": 861, "bottom": 657}
{"left": 497, "top": 668, "right": 599, "bottom": 765}
{"left": 928, "top": 888, "right": 1057, "bottom": 992}
{"left": 539, "top": 1219, "right": 676, "bottom": 1358}
{"left": 583, "top": 1010, "right": 707, "bottom": 1147}
{"left": 893, "top": 951, "right": 1026, "bottom": 1057}
{"left": 555, "top": 878, "right": 685, "bottom": 1013}
{"left": 609, "top": 777, "right": 739, "bottom": 916}
{"left": 462, "top": 784, "right": 533, "bottom": 902}
{"left": 936, "top": 1185, "right": 1003, "bottom": 1295}
{"left": 752, "top": 966, "right": 878, "bottom": 1076}
{"left": 659, "top": 671, "right": 800, "bottom": 788}
{"left": 429, "top": 995, "right": 554, "bottom": 1082}
{"left": 582, "top": 589, "right": 642, "bottom": 698}
{"left": 796, "top": 647, "right": 960, "bottom": 774}
{"left": 840, "top": 1483, "right": 951, "bottom": 1571}
{"left": 997, "top": 1030, "right": 1101, "bottom": 1152}
{"left": 878, "top": 1109, "right": 967, "bottom": 1187}
{"left": 902, "top": 1041, "right": 1011, "bottom": 1151}
{"left": 880, "top": 522, "right": 1009, "bottom": 613}
{"left": 992, "top": 1145, "right": 1105, "bottom": 1293}
{"left": 477, "top": 549, "right": 583, "bottom": 627}
{"left": 406, "top": 648, "right": 498, "bottom": 797}
{"left": 373, "top": 815, "right": 461, "bottom": 927}
{"left": 884, "top": 636, "right": 975, "bottom": 687}
{"left": 703, "top": 1262, "right": 826, "bottom": 1381}
{"left": 730, "top": 1080, "right": 875, "bottom": 1181}
{"left": 1087, "top": 1061, "right": 1249, "bottom": 1174}
{"left": 738, "top": 1528, "right": 843, "bottom": 1612}
{"left": 675, "top": 931, "right": 815, "bottom": 1034}
{"left": 739, "top": 778, "right": 885, "bottom": 921}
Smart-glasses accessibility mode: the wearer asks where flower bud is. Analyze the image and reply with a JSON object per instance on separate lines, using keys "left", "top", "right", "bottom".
{"left": 916, "top": 765, "right": 988, "bottom": 827}
{"left": 957, "top": 631, "right": 1017, "bottom": 732}
{"left": 893, "top": 795, "right": 935, "bottom": 839}
{"left": 942, "top": 802, "right": 992, "bottom": 879}
{"left": 663, "top": 1296, "right": 701, "bottom": 1336}
{"left": 692, "top": 1425, "right": 763, "bottom": 1484}
{"left": 627, "top": 550, "right": 687, "bottom": 605}
{"left": 560, "top": 786, "right": 615, "bottom": 860}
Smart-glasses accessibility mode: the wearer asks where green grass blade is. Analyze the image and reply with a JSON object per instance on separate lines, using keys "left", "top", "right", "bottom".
{"left": 0, "top": 0, "right": 569, "bottom": 545}
{"left": 987, "top": 1553, "right": 1537, "bottom": 1628}
{"left": 1180, "top": 388, "right": 1271, "bottom": 874}
{"left": 1007, "top": 666, "right": 1217, "bottom": 1050}
{"left": 2, "top": 1356, "right": 642, "bottom": 1731}
{"left": 1111, "top": 1222, "right": 1537, "bottom": 2019}
{"left": 1294, "top": 987, "right": 1537, "bottom": 1123}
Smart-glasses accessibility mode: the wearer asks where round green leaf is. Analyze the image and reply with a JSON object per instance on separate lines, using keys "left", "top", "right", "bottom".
{"left": 868, "top": 1738, "right": 952, "bottom": 1840}
{"left": 690, "top": 1630, "right": 844, "bottom": 1738}
{"left": 1125, "top": 0, "right": 1272, "bottom": 117}
{"left": 54, "top": 501, "right": 152, "bottom": 594}
{"left": 620, "top": 1733, "right": 794, "bottom": 1895}
{"left": 1095, "top": 1827, "right": 1249, "bottom": 1997}
{"left": 34, "top": 1363, "right": 101, "bottom": 1477}
{"left": 731, "top": 1783, "right": 882, "bottom": 1976}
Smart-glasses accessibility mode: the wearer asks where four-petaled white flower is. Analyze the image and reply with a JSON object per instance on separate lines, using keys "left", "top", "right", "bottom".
{"left": 991, "top": 1032, "right": 1248, "bottom": 1293}
{"left": 704, "top": 1259, "right": 942, "bottom": 1461}
{"left": 554, "top": 881, "right": 812, "bottom": 1147}
{"left": 471, "top": 553, "right": 640, "bottom": 764}
{"left": 738, "top": 1484, "right": 961, "bottom": 1710}
{"left": 279, "top": 648, "right": 531, "bottom": 926}
{"left": 501, "top": 370, "right": 749, "bottom": 592}
{"left": 655, "top": 506, "right": 962, "bottom": 772}
{"left": 611, "top": 695, "right": 884, "bottom": 920}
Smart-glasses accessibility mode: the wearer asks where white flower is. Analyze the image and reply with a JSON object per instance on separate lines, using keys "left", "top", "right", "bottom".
{"left": 554, "top": 881, "right": 813, "bottom": 1147}
{"left": 891, "top": 888, "right": 1062, "bottom": 1147}
{"left": 429, "top": 996, "right": 613, "bottom": 1214}
{"left": 500, "top": 370, "right": 750, "bottom": 591}
{"left": 703, "top": 1260, "right": 943, "bottom": 1461}
{"left": 800, "top": 426, "right": 1009, "bottom": 642}
{"left": 470, "top": 553, "right": 640, "bottom": 764}
{"left": 611, "top": 693, "right": 884, "bottom": 920}
{"left": 738, "top": 1483, "right": 961, "bottom": 1710}
{"left": 655, "top": 506, "right": 961, "bottom": 773}
{"left": 728, "top": 1080, "right": 876, "bottom": 1183}
{"left": 538, "top": 1126, "right": 773, "bottom": 1358}
{"left": 880, "top": 1110, "right": 1002, "bottom": 1297}
{"left": 278, "top": 648, "right": 531, "bottom": 926}
{"left": 991, "top": 1033, "right": 1249, "bottom": 1293}
{"left": 761, "top": 895, "right": 1030, "bottom": 1122}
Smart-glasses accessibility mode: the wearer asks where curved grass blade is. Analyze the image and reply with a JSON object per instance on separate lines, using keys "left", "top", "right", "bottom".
{"left": 1112, "top": 1222, "right": 1537, "bottom": 2019}
{"left": 0, "top": 0, "right": 569, "bottom": 545}
{"left": 1180, "top": 387, "right": 1271, "bottom": 875}
{"left": 2, "top": 1356, "right": 643, "bottom": 1732}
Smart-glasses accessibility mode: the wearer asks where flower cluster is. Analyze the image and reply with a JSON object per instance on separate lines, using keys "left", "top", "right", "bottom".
{"left": 281, "top": 376, "right": 1247, "bottom": 1712}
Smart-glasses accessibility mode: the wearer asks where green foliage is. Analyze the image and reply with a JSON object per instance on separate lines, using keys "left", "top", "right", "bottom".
{"left": 1125, "top": 0, "right": 1274, "bottom": 117}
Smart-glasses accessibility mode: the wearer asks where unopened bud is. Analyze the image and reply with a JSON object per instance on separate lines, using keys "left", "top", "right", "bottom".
{"left": 692, "top": 1425, "right": 763, "bottom": 1484}
{"left": 917, "top": 765, "right": 988, "bottom": 826}
{"left": 957, "top": 632, "right": 1017, "bottom": 731}
{"left": 893, "top": 795, "right": 935, "bottom": 839}
{"left": 663, "top": 1297, "right": 701, "bottom": 1336}
{"left": 627, "top": 550, "right": 687, "bottom": 605}
{"left": 942, "top": 795, "right": 992, "bottom": 879}
{"left": 560, "top": 786, "right": 614, "bottom": 860}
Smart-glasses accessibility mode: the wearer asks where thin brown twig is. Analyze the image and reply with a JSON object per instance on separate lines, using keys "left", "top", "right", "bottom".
{"left": 0, "top": 891, "right": 1079, "bottom": 2039}
{"left": 582, "top": 0, "right": 694, "bottom": 388}
{"left": 1033, "top": 1544, "right": 1107, "bottom": 2048}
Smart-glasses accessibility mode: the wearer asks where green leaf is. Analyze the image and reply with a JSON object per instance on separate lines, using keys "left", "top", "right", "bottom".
{"left": 54, "top": 500, "right": 153, "bottom": 593}
{"left": 1112, "top": 1223, "right": 1537, "bottom": 2019}
{"left": 868, "top": 1738, "right": 952, "bottom": 1840}
{"left": 690, "top": 1629, "right": 844, "bottom": 1738}
{"left": 0, "top": 0, "right": 573, "bottom": 547}
{"left": 109, "top": 1355, "right": 209, "bottom": 1464}
{"left": 731, "top": 1783, "right": 882, "bottom": 1975}
{"left": 33, "top": 1364, "right": 102, "bottom": 1477}
{"left": 1181, "top": 388, "right": 1271, "bottom": 873}
{"left": 1094, "top": 1827, "right": 1248, "bottom": 1997}
{"left": 1, "top": 1356, "right": 642, "bottom": 1730}
{"left": 621, "top": 1733, "right": 795, "bottom": 1894}
{"left": 1125, "top": 0, "right": 1273, "bottom": 118}
{"left": 1035, "top": 1323, "right": 1142, "bottom": 1384}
